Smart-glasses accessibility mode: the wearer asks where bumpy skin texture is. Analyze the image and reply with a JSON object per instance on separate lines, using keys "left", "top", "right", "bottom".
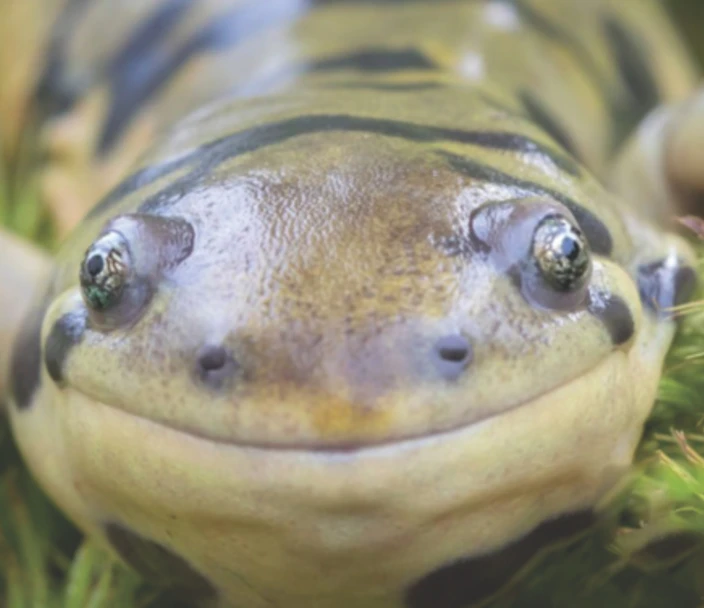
{"left": 2, "top": 1, "right": 702, "bottom": 607}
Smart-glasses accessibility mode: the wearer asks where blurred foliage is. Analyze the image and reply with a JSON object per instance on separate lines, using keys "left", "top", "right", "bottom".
{"left": 670, "top": 0, "right": 704, "bottom": 64}
{"left": 3, "top": 1, "right": 704, "bottom": 607}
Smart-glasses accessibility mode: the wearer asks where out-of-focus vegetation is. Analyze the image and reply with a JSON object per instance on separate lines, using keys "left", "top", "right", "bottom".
{"left": 671, "top": 0, "right": 704, "bottom": 64}
{"left": 2, "top": 1, "right": 704, "bottom": 607}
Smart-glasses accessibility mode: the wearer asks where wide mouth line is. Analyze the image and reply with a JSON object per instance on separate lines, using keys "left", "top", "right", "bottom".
{"left": 70, "top": 355, "right": 610, "bottom": 455}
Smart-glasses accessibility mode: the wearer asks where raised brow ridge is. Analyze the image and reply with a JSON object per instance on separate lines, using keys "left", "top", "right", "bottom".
{"left": 91, "top": 113, "right": 580, "bottom": 218}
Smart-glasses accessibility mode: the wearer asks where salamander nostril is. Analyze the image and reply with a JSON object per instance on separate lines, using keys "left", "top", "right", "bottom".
{"left": 434, "top": 335, "right": 473, "bottom": 381}
{"left": 198, "top": 345, "right": 227, "bottom": 371}
{"left": 438, "top": 344, "right": 469, "bottom": 363}
{"left": 196, "top": 345, "right": 237, "bottom": 389}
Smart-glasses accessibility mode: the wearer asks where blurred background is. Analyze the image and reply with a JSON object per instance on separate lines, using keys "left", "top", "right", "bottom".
{"left": 671, "top": 0, "right": 704, "bottom": 62}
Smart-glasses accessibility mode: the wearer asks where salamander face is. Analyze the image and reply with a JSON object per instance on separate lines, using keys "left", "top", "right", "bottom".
{"left": 8, "top": 88, "right": 696, "bottom": 608}
{"left": 26, "top": 88, "right": 649, "bottom": 446}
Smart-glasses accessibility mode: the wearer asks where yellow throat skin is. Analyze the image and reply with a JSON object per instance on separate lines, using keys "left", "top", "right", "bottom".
{"left": 1, "top": 1, "right": 703, "bottom": 607}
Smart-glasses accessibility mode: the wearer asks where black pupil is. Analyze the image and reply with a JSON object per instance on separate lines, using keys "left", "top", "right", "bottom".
{"left": 87, "top": 254, "right": 104, "bottom": 277}
{"left": 559, "top": 235, "right": 580, "bottom": 261}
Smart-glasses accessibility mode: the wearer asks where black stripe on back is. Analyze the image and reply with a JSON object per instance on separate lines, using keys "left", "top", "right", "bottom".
{"left": 97, "top": 0, "right": 192, "bottom": 152}
{"left": 142, "top": 114, "right": 579, "bottom": 202}
{"left": 34, "top": 0, "right": 94, "bottom": 116}
{"left": 90, "top": 113, "right": 584, "bottom": 222}
{"left": 97, "top": 0, "right": 193, "bottom": 148}
{"left": 88, "top": 151, "right": 201, "bottom": 219}
{"left": 308, "top": 49, "right": 438, "bottom": 73}
{"left": 439, "top": 151, "right": 613, "bottom": 256}
{"left": 511, "top": 0, "right": 637, "bottom": 146}
{"left": 91, "top": 113, "right": 581, "bottom": 218}
{"left": 518, "top": 90, "right": 580, "bottom": 159}
{"left": 513, "top": 1, "right": 610, "bottom": 102}
{"left": 320, "top": 81, "right": 444, "bottom": 92}
{"left": 603, "top": 15, "right": 661, "bottom": 134}
{"left": 98, "top": 0, "right": 309, "bottom": 154}
{"left": 236, "top": 47, "right": 442, "bottom": 97}
{"left": 312, "top": 0, "right": 465, "bottom": 4}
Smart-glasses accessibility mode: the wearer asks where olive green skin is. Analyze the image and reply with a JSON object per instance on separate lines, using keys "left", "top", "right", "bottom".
{"left": 1, "top": 1, "right": 702, "bottom": 607}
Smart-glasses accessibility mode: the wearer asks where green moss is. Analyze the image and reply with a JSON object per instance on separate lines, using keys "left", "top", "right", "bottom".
{"left": 491, "top": 274, "right": 704, "bottom": 607}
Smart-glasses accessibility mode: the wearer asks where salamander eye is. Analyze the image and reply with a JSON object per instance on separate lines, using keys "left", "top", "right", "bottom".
{"left": 532, "top": 215, "right": 590, "bottom": 291}
{"left": 77, "top": 213, "right": 194, "bottom": 331}
{"left": 468, "top": 198, "right": 595, "bottom": 311}
{"left": 80, "top": 231, "right": 132, "bottom": 311}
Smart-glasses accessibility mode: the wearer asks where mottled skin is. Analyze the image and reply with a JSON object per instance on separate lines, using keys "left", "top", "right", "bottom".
{"left": 1, "top": 1, "right": 703, "bottom": 607}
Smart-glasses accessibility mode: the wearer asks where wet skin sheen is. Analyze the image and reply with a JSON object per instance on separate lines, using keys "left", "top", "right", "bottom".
{"left": 0, "top": 1, "right": 701, "bottom": 607}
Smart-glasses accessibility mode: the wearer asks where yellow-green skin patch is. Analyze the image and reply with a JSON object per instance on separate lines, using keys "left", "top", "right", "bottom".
{"left": 3, "top": 1, "right": 702, "bottom": 607}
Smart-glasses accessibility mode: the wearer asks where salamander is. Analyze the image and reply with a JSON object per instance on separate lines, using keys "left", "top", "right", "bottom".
{"left": 0, "top": 1, "right": 703, "bottom": 607}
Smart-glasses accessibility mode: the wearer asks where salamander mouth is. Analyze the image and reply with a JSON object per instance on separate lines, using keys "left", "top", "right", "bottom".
{"left": 71, "top": 354, "right": 619, "bottom": 454}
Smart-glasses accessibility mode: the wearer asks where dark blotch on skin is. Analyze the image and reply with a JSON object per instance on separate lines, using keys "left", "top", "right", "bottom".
{"left": 196, "top": 345, "right": 239, "bottom": 390}
{"left": 569, "top": 208, "right": 613, "bottom": 259}
{"left": 638, "top": 259, "right": 697, "bottom": 316}
{"left": 587, "top": 293, "right": 635, "bottom": 346}
{"left": 433, "top": 335, "right": 473, "bottom": 381}
{"left": 44, "top": 312, "right": 87, "bottom": 385}
{"left": 632, "top": 532, "right": 701, "bottom": 566}
{"left": 9, "top": 304, "right": 46, "bottom": 410}
{"left": 105, "top": 523, "right": 217, "bottom": 599}
{"left": 406, "top": 510, "right": 595, "bottom": 608}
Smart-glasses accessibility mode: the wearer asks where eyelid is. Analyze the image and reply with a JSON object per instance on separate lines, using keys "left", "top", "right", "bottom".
{"left": 105, "top": 214, "right": 195, "bottom": 279}
{"left": 469, "top": 197, "right": 592, "bottom": 311}
{"left": 469, "top": 197, "right": 580, "bottom": 270}
{"left": 80, "top": 214, "right": 195, "bottom": 332}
